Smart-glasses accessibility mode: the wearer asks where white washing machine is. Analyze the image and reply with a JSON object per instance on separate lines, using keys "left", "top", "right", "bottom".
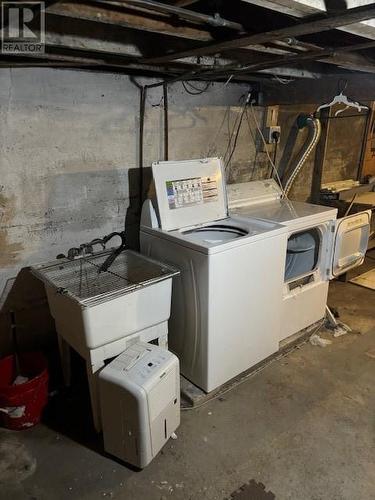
{"left": 140, "top": 158, "right": 288, "bottom": 392}
{"left": 228, "top": 180, "right": 372, "bottom": 341}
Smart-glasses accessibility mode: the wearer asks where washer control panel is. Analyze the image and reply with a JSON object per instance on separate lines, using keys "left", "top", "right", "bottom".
{"left": 167, "top": 176, "right": 218, "bottom": 210}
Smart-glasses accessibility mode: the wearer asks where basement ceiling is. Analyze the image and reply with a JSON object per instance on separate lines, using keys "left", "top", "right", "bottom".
{"left": 242, "top": 0, "right": 375, "bottom": 39}
{"left": 1, "top": 0, "right": 375, "bottom": 87}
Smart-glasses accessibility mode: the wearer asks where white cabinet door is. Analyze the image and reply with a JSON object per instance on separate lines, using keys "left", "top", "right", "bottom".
{"left": 328, "top": 210, "right": 371, "bottom": 279}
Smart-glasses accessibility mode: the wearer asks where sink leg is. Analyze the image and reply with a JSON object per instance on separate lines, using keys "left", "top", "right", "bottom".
{"left": 86, "top": 359, "right": 104, "bottom": 433}
{"left": 57, "top": 334, "right": 71, "bottom": 387}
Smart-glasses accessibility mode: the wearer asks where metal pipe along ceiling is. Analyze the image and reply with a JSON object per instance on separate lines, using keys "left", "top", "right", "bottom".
{"left": 118, "top": 0, "right": 244, "bottom": 31}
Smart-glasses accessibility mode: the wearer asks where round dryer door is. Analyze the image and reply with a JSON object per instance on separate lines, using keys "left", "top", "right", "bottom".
{"left": 182, "top": 224, "right": 248, "bottom": 244}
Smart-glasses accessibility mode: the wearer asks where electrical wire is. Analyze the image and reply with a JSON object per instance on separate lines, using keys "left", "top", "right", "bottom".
{"left": 243, "top": 108, "right": 259, "bottom": 181}
{"left": 344, "top": 195, "right": 358, "bottom": 217}
{"left": 163, "top": 82, "right": 169, "bottom": 160}
{"left": 223, "top": 103, "right": 243, "bottom": 163}
{"left": 184, "top": 81, "right": 211, "bottom": 93}
{"left": 248, "top": 103, "right": 287, "bottom": 198}
{"left": 221, "top": 99, "right": 245, "bottom": 167}
{"left": 271, "top": 138, "right": 278, "bottom": 178}
{"left": 180, "top": 75, "right": 241, "bottom": 161}
{"left": 181, "top": 74, "right": 234, "bottom": 97}
{"left": 225, "top": 110, "right": 246, "bottom": 169}
{"left": 206, "top": 105, "right": 231, "bottom": 157}
{"left": 272, "top": 74, "right": 295, "bottom": 85}
{"left": 224, "top": 94, "right": 251, "bottom": 171}
{"left": 182, "top": 81, "right": 211, "bottom": 95}
{"left": 139, "top": 85, "right": 147, "bottom": 212}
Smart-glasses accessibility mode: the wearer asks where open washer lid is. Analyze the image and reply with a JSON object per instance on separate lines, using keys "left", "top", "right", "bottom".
{"left": 152, "top": 158, "right": 227, "bottom": 231}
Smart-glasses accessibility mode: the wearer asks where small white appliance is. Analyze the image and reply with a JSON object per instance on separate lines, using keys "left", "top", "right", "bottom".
{"left": 140, "top": 158, "right": 289, "bottom": 392}
{"left": 99, "top": 342, "right": 180, "bottom": 469}
{"left": 228, "top": 179, "right": 371, "bottom": 341}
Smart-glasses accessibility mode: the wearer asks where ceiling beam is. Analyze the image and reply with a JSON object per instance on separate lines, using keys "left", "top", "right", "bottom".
{"left": 0, "top": 48, "right": 185, "bottom": 75}
{"left": 261, "top": 38, "right": 375, "bottom": 73}
{"left": 242, "top": 0, "right": 375, "bottom": 41}
{"left": 0, "top": 40, "right": 330, "bottom": 80}
{"left": 47, "top": 1, "right": 213, "bottom": 41}
{"left": 45, "top": 2, "right": 375, "bottom": 79}
{"left": 6, "top": 28, "right": 362, "bottom": 81}
{"left": 320, "top": 52, "right": 375, "bottom": 74}
{"left": 29, "top": 30, "right": 331, "bottom": 79}
{"left": 145, "top": 4, "right": 375, "bottom": 63}
{"left": 3, "top": 2, "right": 370, "bottom": 81}
{"left": 114, "top": 0, "right": 244, "bottom": 31}
{"left": 195, "top": 40, "right": 375, "bottom": 78}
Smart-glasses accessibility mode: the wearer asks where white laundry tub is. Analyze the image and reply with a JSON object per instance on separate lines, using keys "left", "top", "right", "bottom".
{"left": 32, "top": 250, "right": 178, "bottom": 355}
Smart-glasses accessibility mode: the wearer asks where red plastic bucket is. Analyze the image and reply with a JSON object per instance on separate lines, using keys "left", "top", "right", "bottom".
{"left": 0, "top": 352, "right": 48, "bottom": 430}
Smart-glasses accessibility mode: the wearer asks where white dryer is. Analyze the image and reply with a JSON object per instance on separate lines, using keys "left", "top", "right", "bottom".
{"left": 228, "top": 180, "right": 371, "bottom": 341}
{"left": 140, "top": 158, "right": 288, "bottom": 392}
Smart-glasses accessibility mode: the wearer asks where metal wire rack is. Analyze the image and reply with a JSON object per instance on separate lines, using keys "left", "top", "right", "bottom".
{"left": 32, "top": 250, "right": 178, "bottom": 307}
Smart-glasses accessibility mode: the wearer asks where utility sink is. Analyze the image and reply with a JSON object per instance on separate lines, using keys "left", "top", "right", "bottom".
{"left": 32, "top": 250, "right": 178, "bottom": 355}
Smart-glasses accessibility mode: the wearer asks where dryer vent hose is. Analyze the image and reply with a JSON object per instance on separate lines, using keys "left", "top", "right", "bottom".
{"left": 283, "top": 117, "right": 321, "bottom": 196}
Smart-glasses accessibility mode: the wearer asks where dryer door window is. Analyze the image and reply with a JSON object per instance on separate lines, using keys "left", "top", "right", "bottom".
{"left": 285, "top": 228, "right": 321, "bottom": 282}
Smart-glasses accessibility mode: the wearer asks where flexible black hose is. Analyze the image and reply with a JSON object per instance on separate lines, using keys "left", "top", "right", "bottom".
{"left": 270, "top": 139, "right": 278, "bottom": 178}
{"left": 97, "top": 232, "right": 126, "bottom": 273}
{"left": 163, "top": 82, "right": 169, "bottom": 161}
{"left": 139, "top": 86, "right": 147, "bottom": 212}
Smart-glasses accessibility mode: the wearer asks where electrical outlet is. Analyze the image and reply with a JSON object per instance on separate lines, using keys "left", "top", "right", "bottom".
{"left": 264, "top": 125, "right": 281, "bottom": 143}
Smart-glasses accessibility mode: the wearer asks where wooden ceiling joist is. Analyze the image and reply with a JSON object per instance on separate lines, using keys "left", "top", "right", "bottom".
{"left": 1, "top": 0, "right": 375, "bottom": 84}
{"left": 145, "top": 4, "right": 375, "bottom": 63}
{"left": 114, "top": 0, "right": 244, "bottom": 31}
{"left": 47, "top": 1, "right": 213, "bottom": 42}
{"left": 192, "top": 40, "right": 375, "bottom": 81}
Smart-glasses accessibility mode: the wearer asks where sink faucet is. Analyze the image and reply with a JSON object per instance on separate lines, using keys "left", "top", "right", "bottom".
{"left": 62, "top": 231, "right": 126, "bottom": 266}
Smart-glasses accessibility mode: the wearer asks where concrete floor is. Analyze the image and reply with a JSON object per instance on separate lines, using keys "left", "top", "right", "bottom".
{"left": 1, "top": 254, "right": 375, "bottom": 500}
